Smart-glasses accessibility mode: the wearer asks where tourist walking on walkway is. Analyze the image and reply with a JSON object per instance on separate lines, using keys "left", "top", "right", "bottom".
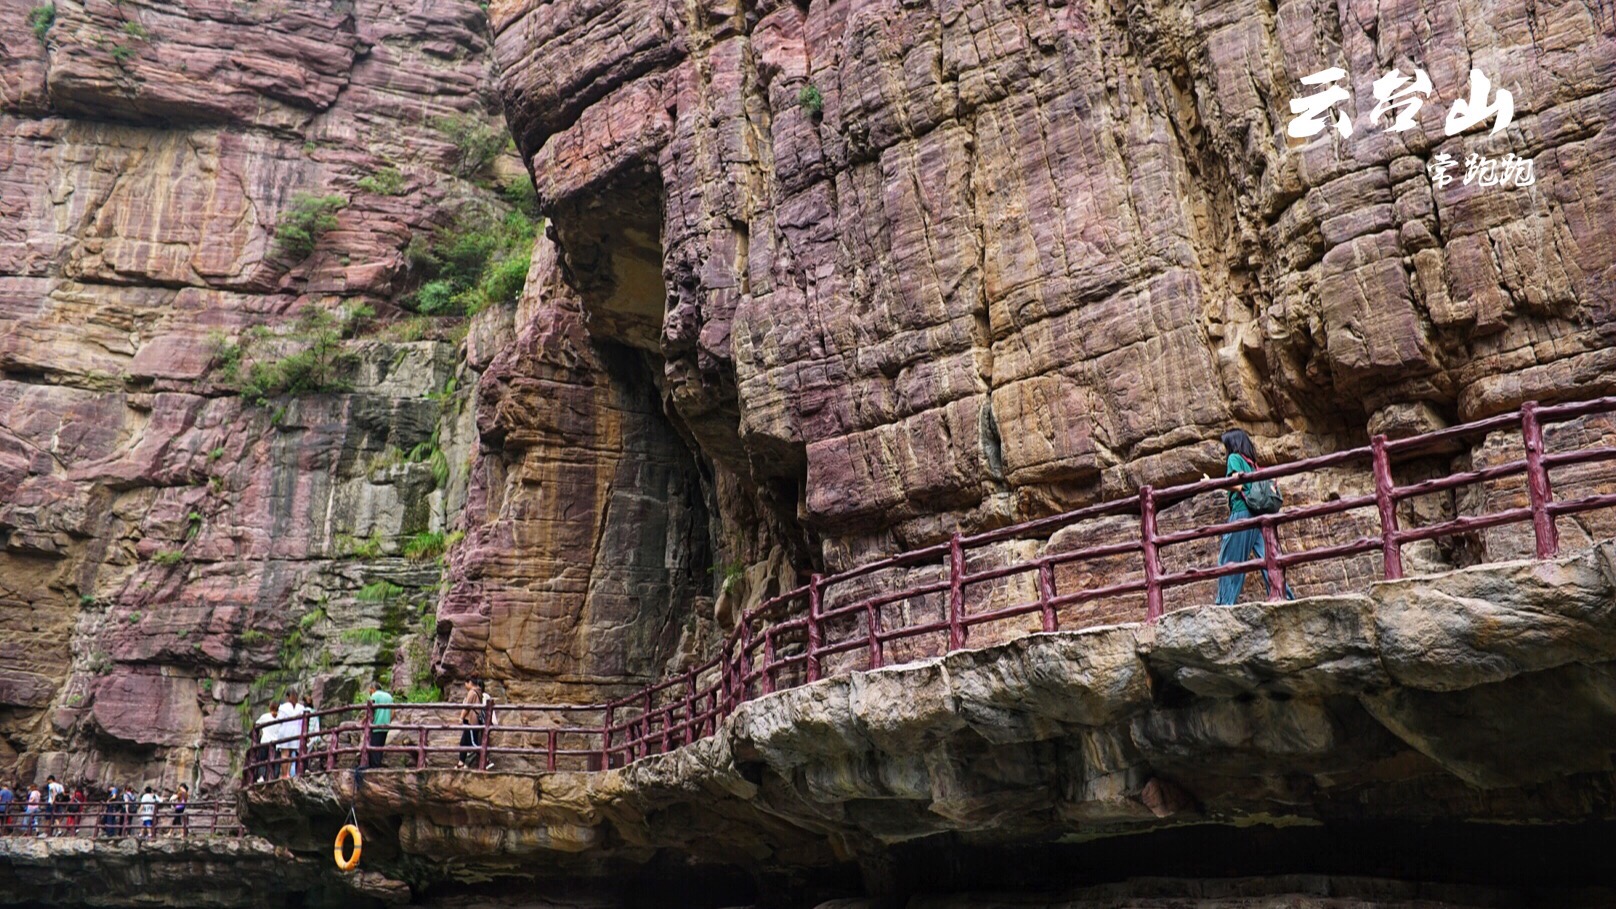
{"left": 138, "top": 787, "right": 157, "bottom": 836}
{"left": 0, "top": 781, "right": 13, "bottom": 834}
{"left": 253, "top": 703, "right": 279, "bottom": 782}
{"left": 44, "top": 776, "right": 63, "bottom": 836}
{"left": 1215, "top": 429, "right": 1296, "bottom": 605}
{"left": 23, "top": 785, "right": 41, "bottom": 834}
{"left": 67, "top": 785, "right": 84, "bottom": 831}
{"left": 277, "top": 691, "right": 306, "bottom": 778}
{"left": 366, "top": 681, "right": 393, "bottom": 769}
{"left": 456, "top": 679, "right": 490, "bottom": 769}
{"left": 102, "top": 787, "right": 123, "bottom": 837}
{"left": 121, "top": 787, "right": 137, "bottom": 835}
{"left": 171, "top": 784, "right": 189, "bottom": 835}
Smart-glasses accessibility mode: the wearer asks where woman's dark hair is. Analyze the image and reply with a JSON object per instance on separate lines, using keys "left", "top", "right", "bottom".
{"left": 1221, "top": 429, "right": 1259, "bottom": 465}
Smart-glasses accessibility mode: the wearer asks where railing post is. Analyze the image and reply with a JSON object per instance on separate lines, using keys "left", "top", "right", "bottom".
{"left": 359, "top": 706, "right": 372, "bottom": 770}
{"left": 1140, "top": 486, "right": 1163, "bottom": 620}
{"left": 684, "top": 670, "right": 698, "bottom": 745}
{"left": 547, "top": 729, "right": 557, "bottom": 772}
{"left": 601, "top": 704, "right": 613, "bottom": 770}
{"left": 416, "top": 723, "right": 426, "bottom": 770}
{"left": 738, "top": 623, "right": 753, "bottom": 702}
{"left": 1260, "top": 521, "right": 1286, "bottom": 601}
{"left": 297, "top": 714, "right": 308, "bottom": 777}
{"left": 643, "top": 691, "right": 654, "bottom": 756}
{"left": 1037, "top": 561, "right": 1057, "bottom": 632}
{"left": 866, "top": 601, "right": 883, "bottom": 668}
{"left": 1521, "top": 401, "right": 1560, "bottom": 559}
{"left": 806, "top": 574, "right": 824, "bottom": 683}
{"left": 762, "top": 630, "right": 776, "bottom": 694}
{"left": 947, "top": 532, "right": 966, "bottom": 650}
{"left": 1371, "top": 434, "right": 1403, "bottom": 580}
{"left": 478, "top": 703, "right": 492, "bottom": 770}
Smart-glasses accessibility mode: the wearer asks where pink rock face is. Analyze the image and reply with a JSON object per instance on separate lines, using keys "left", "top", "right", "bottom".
{"left": 488, "top": 0, "right": 1616, "bottom": 547}
{"left": 90, "top": 668, "right": 204, "bottom": 748}
{"left": 429, "top": 0, "right": 1616, "bottom": 703}
{"left": 0, "top": 0, "right": 512, "bottom": 793}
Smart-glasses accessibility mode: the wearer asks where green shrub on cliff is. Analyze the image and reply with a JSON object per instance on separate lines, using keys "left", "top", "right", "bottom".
{"left": 357, "top": 166, "right": 407, "bottom": 196}
{"left": 798, "top": 83, "right": 824, "bottom": 114}
{"left": 273, "top": 193, "right": 347, "bottom": 259}
{"left": 404, "top": 206, "right": 538, "bottom": 316}
{"left": 213, "top": 308, "right": 359, "bottom": 406}
{"left": 28, "top": 4, "right": 53, "bottom": 42}
{"left": 433, "top": 114, "right": 509, "bottom": 178}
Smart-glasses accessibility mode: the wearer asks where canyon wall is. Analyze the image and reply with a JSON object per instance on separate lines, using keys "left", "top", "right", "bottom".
{"left": 457, "top": 0, "right": 1616, "bottom": 697}
{"left": 0, "top": 0, "right": 528, "bottom": 793}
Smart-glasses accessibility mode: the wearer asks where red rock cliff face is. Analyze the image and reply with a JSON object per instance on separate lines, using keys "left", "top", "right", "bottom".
{"left": 455, "top": 0, "right": 1616, "bottom": 692}
{"left": 0, "top": 0, "right": 526, "bottom": 791}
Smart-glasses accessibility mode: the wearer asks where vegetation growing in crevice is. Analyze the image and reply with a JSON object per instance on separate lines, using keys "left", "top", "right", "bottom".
{"left": 273, "top": 193, "right": 347, "bottom": 259}
{"left": 208, "top": 307, "right": 364, "bottom": 405}
{"left": 404, "top": 201, "right": 539, "bottom": 317}
{"left": 406, "top": 428, "right": 451, "bottom": 489}
{"left": 798, "top": 83, "right": 824, "bottom": 114}
{"left": 357, "top": 166, "right": 407, "bottom": 196}
{"left": 434, "top": 113, "right": 510, "bottom": 178}
{"left": 28, "top": 4, "right": 54, "bottom": 43}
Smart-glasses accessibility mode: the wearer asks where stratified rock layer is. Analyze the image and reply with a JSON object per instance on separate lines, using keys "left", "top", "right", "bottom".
{"left": 0, "top": 836, "right": 320, "bottom": 909}
{"left": 444, "top": 0, "right": 1616, "bottom": 701}
{"left": 0, "top": 0, "right": 512, "bottom": 793}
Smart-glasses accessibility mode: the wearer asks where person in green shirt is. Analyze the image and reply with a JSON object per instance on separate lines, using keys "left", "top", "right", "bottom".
{"left": 1215, "top": 429, "right": 1295, "bottom": 605}
{"left": 366, "top": 682, "right": 394, "bottom": 769}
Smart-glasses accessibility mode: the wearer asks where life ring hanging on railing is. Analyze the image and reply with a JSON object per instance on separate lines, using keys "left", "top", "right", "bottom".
{"left": 334, "top": 823, "right": 363, "bottom": 872}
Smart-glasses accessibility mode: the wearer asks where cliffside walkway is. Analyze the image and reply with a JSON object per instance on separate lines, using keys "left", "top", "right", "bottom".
{"left": 243, "top": 396, "right": 1616, "bottom": 782}
{"left": 0, "top": 801, "right": 242, "bottom": 838}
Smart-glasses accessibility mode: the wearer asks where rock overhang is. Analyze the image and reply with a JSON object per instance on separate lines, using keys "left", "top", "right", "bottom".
{"left": 243, "top": 543, "right": 1616, "bottom": 889}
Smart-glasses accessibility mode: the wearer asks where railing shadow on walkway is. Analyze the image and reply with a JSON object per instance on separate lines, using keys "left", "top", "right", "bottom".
{"left": 244, "top": 396, "right": 1616, "bottom": 783}
{"left": 0, "top": 801, "right": 242, "bottom": 838}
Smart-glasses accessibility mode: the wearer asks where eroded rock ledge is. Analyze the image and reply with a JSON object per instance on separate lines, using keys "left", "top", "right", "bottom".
{"left": 243, "top": 546, "right": 1616, "bottom": 896}
{"left": 0, "top": 836, "right": 319, "bottom": 908}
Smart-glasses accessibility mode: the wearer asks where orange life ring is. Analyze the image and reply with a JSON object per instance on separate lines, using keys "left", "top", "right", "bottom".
{"left": 334, "top": 823, "right": 362, "bottom": 872}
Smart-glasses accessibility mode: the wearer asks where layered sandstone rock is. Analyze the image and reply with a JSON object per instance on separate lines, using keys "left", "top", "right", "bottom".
{"left": 0, "top": 836, "right": 321, "bottom": 908}
{"left": 448, "top": 0, "right": 1616, "bottom": 700}
{"left": 0, "top": 0, "right": 520, "bottom": 794}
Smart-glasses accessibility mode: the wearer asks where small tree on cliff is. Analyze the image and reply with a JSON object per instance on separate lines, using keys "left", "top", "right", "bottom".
{"left": 274, "top": 193, "right": 347, "bottom": 260}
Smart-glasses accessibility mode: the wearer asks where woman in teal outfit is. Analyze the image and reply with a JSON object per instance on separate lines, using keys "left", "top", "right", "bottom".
{"left": 1215, "top": 429, "right": 1295, "bottom": 604}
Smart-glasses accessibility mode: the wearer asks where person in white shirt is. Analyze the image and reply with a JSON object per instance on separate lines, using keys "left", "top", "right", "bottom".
{"left": 137, "top": 787, "right": 158, "bottom": 837}
{"left": 253, "top": 704, "right": 279, "bottom": 782}
{"left": 276, "top": 692, "right": 306, "bottom": 778}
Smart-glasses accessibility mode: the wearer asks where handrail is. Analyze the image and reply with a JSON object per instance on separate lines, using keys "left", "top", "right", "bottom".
{"left": 243, "top": 396, "right": 1616, "bottom": 782}
{"left": 0, "top": 800, "right": 242, "bottom": 838}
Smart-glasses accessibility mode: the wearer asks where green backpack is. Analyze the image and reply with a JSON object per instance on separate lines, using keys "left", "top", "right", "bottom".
{"left": 1241, "top": 473, "right": 1282, "bottom": 514}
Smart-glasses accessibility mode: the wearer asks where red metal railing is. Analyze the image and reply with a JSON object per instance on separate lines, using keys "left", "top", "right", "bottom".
{"left": 0, "top": 800, "right": 242, "bottom": 838}
{"left": 243, "top": 396, "right": 1616, "bottom": 782}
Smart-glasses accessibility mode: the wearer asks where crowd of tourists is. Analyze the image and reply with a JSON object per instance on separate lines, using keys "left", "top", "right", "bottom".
{"left": 0, "top": 778, "right": 191, "bottom": 837}
{"left": 250, "top": 679, "right": 495, "bottom": 779}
